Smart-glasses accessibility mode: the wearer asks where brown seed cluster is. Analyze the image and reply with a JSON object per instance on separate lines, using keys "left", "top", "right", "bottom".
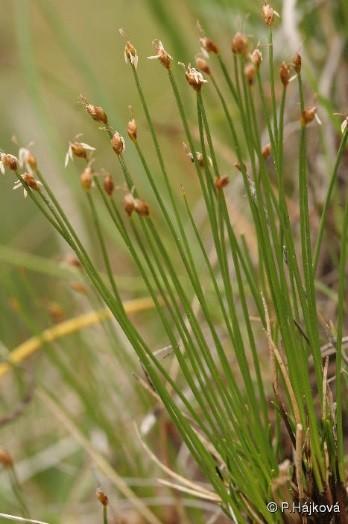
{"left": 124, "top": 40, "right": 138, "bottom": 68}
{"left": 103, "top": 174, "right": 114, "bottom": 196}
{"left": 148, "top": 40, "right": 172, "bottom": 69}
{"left": 71, "top": 143, "right": 88, "bottom": 159}
{"left": 0, "top": 449, "right": 13, "bottom": 468}
{"left": 195, "top": 56, "right": 211, "bottom": 76}
{"left": 262, "top": 143, "right": 272, "bottom": 159}
{"left": 244, "top": 63, "right": 256, "bottom": 85}
{"left": 22, "top": 173, "right": 41, "bottom": 191}
{"left": 262, "top": 3, "right": 279, "bottom": 26}
{"left": 127, "top": 118, "right": 137, "bottom": 142}
{"left": 293, "top": 53, "right": 302, "bottom": 74}
{"left": 279, "top": 62, "right": 291, "bottom": 87}
{"left": 85, "top": 103, "right": 108, "bottom": 124}
{"left": 111, "top": 132, "right": 126, "bottom": 155}
{"left": 200, "top": 36, "right": 219, "bottom": 55}
{"left": 185, "top": 66, "right": 208, "bottom": 91}
{"left": 301, "top": 107, "right": 317, "bottom": 126}
{"left": 80, "top": 167, "right": 93, "bottom": 191}
{"left": 215, "top": 176, "right": 229, "bottom": 190}
{"left": 231, "top": 32, "right": 248, "bottom": 55}
{"left": 1, "top": 153, "right": 18, "bottom": 171}
{"left": 96, "top": 488, "right": 108, "bottom": 507}
{"left": 123, "top": 193, "right": 149, "bottom": 217}
{"left": 250, "top": 48, "right": 262, "bottom": 68}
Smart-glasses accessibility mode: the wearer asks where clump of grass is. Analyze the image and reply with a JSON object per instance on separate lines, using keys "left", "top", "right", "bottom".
{"left": 2, "top": 3, "right": 348, "bottom": 522}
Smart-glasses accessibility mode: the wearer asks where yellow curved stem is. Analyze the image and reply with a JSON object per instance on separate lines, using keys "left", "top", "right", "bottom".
{"left": 0, "top": 297, "right": 155, "bottom": 380}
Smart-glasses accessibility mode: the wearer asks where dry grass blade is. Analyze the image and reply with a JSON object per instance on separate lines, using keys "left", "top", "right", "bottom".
{"left": 0, "top": 297, "right": 155, "bottom": 380}
{"left": 36, "top": 387, "right": 162, "bottom": 524}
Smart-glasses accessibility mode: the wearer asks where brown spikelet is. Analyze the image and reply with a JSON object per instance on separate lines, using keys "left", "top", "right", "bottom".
{"left": 231, "top": 32, "right": 248, "bottom": 55}
{"left": 22, "top": 173, "right": 41, "bottom": 191}
{"left": 185, "top": 66, "right": 208, "bottom": 91}
{"left": 200, "top": 36, "right": 219, "bottom": 54}
{"left": 96, "top": 488, "right": 108, "bottom": 507}
{"left": 293, "top": 53, "right": 302, "bottom": 74}
{"left": 148, "top": 40, "right": 172, "bottom": 69}
{"left": 250, "top": 49, "right": 262, "bottom": 68}
{"left": 127, "top": 119, "right": 137, "bottom": 142}
{"left": 279, "top": 62, "right": 290, "bottom": 87}
{"left": 134, "top": 198, "right": 150, "bottom": 217}
{"left": 1, "top": 153, "right": 18, "bottom": 171}
{"left": 124, "top": 193, "right": 136, "bottom": 216}
{"left": 111, "top": 132, "right": 126, "bottom": 155}
{"left": 262, "top": 143, "right": 272, "bottom": 159}
{"left": 103, "top": 174, "right": 114, "bottom": 196}
{"left": 215, "top": 176, "right": 229, "bottom": 190}
{"left": 86, "top": 103, "right": 108, "bottom": 124}
{"left": 0, "top": 449, "right": 13, "bottom": 468}
{"left": 70, "top": 281, "right": 88, "bottom": 294}
{"left": 80, "top": 167, "right": 93, "bottom": 191}
{"left": 262, "top": 3, "right": 280, "bottom": 26}
{"left": 244, "top": 63, "right": 256, "bottom": 85}
{"left": 195, "top": 56, "right": 211, "bottom": 75}
{"left": 301, "top": 107, "right": 317, "bottom": 126}
{"left": 71, "top": 143, "right": 88, "bottom": 159}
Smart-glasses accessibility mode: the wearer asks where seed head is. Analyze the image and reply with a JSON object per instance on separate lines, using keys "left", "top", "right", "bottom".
{"left": 124, "top": 40, "right": 138, "bottom": 69}
{"left": 301, "top": 106, "right": 319, "bottom": 126}
{"left": 200, "top": 36, "right": 219, "bottom": 55}
{"left": 250, "top": 48, "right": 263, "bottom": 68}
{"left": 341, "top": 117, "right": 348, "bottom": 135}
{"left": 262, "top": 3, "right": 280, "bottom": 26}
{"left": 231, "top": 32, "right": 248, "bottom": 55}
{"left": 19, "top": 148, "right": 37, "bottom": 171}
{"left": 0, "top": 449, "right": 13, "bottom": 469}
{"left": 293, "top": 53, "right": 302, "bottom": 74}
{"left": 244, "top": 63, "right": 256, "bottom": 85}
{"left": 103, "top": 174, "right": 114, "bottom": 196}
{"left": 127, "top": 118, "right": 137, "bottom": 142}
{"left": 65, "top": 141, "right": 95, "bottom": 168}
{"left": 279, "top": 62, "right": 291, "bottom": 87}
{"left": 64, "top": 254, "right": 82, "bottom": 269}
{"left": 85, "top": 103, "right": 108, "bottom": 124}
{"left": 70, "top": 281, "right": 88, "bottom": 294}
{"left": 262, "top": 143, "right": 272, "bottom": 159}
{"left": 0, "top": 153, "right": 18, "bottom": 174}
{"left": 80, "top": 166, "right": 94, "bottom": 191}
{"left": 96, "top": 488, "right": 108, "bottom": 507}
{"left": 13, "top": 173, "right": 42, "bottom": 198}
{"left": 111, "top": 132, "right": 126, "bottom": 155}
{"left": 134, "top": 198, "right": 150, "bottom": 217}
{"left": 183, "top": 143, "right": 208, "bottom": 167}
{"left": 123, "top": 193, "right": 136, "bottom": 216}
{"left": 148, "top": 40, "right": 172, "bottom": 69}
{"left": 184, "top": 65, "right": 208, "bottom": 91}
{"left": 215, "top": 175, "right": 229, "bottom": 190}
{"left": 47, "top": 302, "right": 65, "bottom": 323}
{"left": 195, "top": 56, "right": 211, "bottom": 76}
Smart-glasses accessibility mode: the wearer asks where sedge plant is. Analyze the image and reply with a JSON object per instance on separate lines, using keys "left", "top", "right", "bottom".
{"left": 2, "top": 3, "right": 348, "bottom": 522}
